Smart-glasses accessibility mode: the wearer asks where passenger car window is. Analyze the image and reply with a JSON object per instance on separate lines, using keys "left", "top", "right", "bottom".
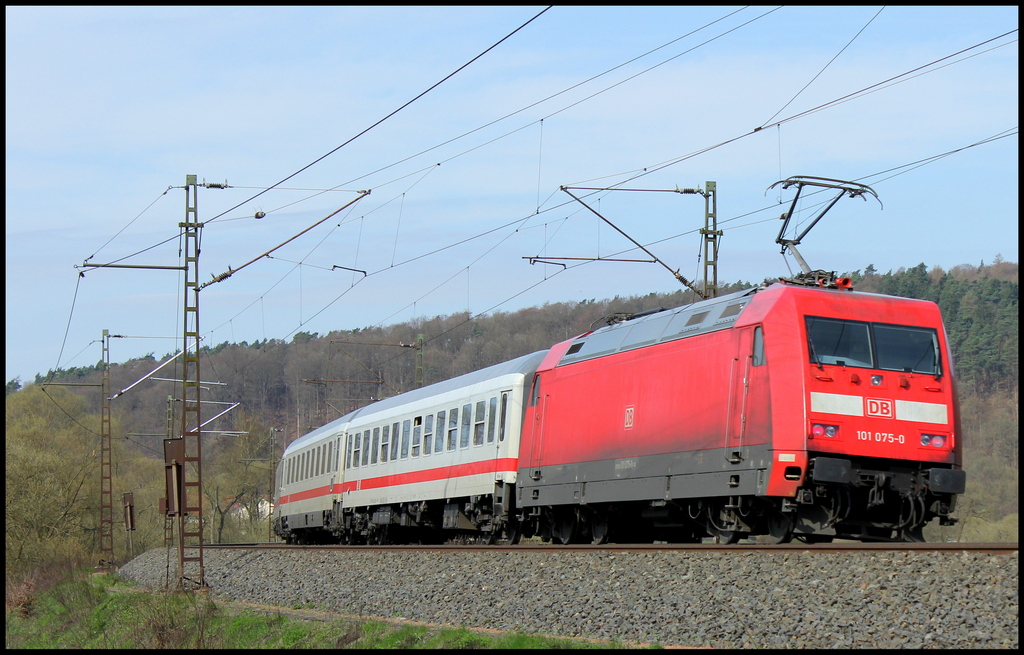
{"left": 381, "top": 425, "right": 390, "bottom": 463}
{"left": 423, "top": 415, "right": 433, "bottom": 455}
{"left": 487, "top": 397, "right": 497, "bottom": 443}
{"left": 436, "top": 410, "right": 446, "bottom": 453}
{"left": 473, "top": 401, "right": 485, "bottom": 446}
{"left": 391, "top": 423, "right": 400, "bottom": 460}
{"left": 461, "top": 404, "right": 472, "bottom": 448}
{"left": 371, "top": 428, "right": 380, "bottom": 464}
{"left": 412, "top": 417, "right": 422, "bottom": 457}
{"left": 499, "top": 392, "right": 509, "bottom": 441}
{"left": 447, "top": 409, "right": 458, "bottom": 451}
{"left": 401, "top": 420, "right": 411, "bottom": 459}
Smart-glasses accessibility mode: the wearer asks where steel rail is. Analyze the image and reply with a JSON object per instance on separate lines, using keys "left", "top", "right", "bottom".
{"left": 206, "top": 542, "right": 1017, "bottom": 555}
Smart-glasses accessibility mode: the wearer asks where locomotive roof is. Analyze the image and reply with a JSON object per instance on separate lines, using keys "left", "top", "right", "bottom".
{"left": 557, "top": 286, "right": 760, "bottom": 367}
{"left": 284, "top": 349, "right": 548, "bottom": 454}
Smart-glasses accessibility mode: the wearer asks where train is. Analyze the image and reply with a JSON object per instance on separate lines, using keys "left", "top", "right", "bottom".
{"left": 272, "top": 278, "right": 966, "bottom": 544}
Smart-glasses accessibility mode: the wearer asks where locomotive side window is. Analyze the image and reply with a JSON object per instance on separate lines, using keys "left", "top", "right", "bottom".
{"left": 752, "top": 326, "right": 766, "bottom": 366}
{"left": 447, "top": 408, "right": 459, "bottom": 451}
{"left": 436, "top": 410, "right": 446, "bottom": 453}
{"left": 474, "top": 401, "right": 486, "bottom": 446}
{"left": 461, "top": 403, "right": 472, "bottom": 448}
{"left": 529, "top": 374, "right": 541, "bottom": 406}
{"left": 806, "top": 317, "right": 872, "bottom": 368}
{"left": 391, "top": 422, "right": 400, "bottom": 460}
{"left": 371, "top": 428, "right": 380, "bottom": 464}
{"left": 874, "top": 324, "right": 940, "bottom": 375}
{"left": 423, "top": 415, "right": 433, "bottom": 455}
{"left": 487, "top": 396, "right": 497, "bottom": 443}
{"left": 401, "top": 420, "right": 411, "bottom": 459}
{"left": 380, "top": 425, "right": 390, "bottom": 463}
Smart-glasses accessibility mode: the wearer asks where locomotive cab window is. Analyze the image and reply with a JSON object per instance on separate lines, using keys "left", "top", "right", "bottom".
{"left": 806, "top": 317, "right": 872, "bottom": 368}
{"left": 805, "top": 316, "right": 940, "bottom": 375}
{"left": 873, "top": 323, "right": 940, "bottom": 375}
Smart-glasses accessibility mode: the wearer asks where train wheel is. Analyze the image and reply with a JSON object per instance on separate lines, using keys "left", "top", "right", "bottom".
{"left": 900, "top": 526, "right": 926, "bottom": 542}
{"left": 590, "top": 514, "right": 610, "bottom": 545}
{"left": 765, "top": 512, "right": 794, "bottom": 544}
{"left": 552, "top": 507, "right": 578, "bottom": 544}
{"left": 506, "top": 520, "right": 523, "bottom": 545}
{"left": 709, "top": 527, "right": 740, "bottom": 544}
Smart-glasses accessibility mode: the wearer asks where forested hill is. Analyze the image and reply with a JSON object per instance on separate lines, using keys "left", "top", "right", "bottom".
{"left": 13, "top": 259, "right": 1017, "bottom": 437}
{"left": 847, "top": 259, "right": 1018, "bottom": 397}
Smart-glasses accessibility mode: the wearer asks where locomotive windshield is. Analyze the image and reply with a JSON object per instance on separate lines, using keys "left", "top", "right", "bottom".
{"left": 805, "top": 316, "right": 940, "bottom": 375}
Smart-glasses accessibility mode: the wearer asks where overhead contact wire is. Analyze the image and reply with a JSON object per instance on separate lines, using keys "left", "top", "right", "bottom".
{"left": 204, "top": 6, "right": 553, "bottom": 226}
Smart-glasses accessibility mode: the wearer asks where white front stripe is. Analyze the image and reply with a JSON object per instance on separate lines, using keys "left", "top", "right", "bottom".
{"left": 810, "top": 392, "right": 864, "bottom": 417}
{"left": 895, "top": 399, "right": 948, "bottom": 424}
{"left": 810, "top": 391, "right": 949, "bottom": 425}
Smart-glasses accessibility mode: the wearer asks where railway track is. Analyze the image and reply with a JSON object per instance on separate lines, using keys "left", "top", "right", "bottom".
{"left": 206, "top": 541, "right": 1017, "bottom": 554}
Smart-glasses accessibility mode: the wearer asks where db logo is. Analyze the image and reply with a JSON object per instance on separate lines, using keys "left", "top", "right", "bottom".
{"left": 624, "top": 406, "right": 635, "bottom": 429}
{"left": 865, "top": 398, "right": 894, "bottom": 418}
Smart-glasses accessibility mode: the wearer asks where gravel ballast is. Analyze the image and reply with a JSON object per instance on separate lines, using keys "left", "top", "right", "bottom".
{"left": 118, "top": 547, "right": 1017, "bottom": 648}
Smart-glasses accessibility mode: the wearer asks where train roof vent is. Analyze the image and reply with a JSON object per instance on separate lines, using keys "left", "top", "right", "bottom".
{"left": 717, "top": 302, "right": 747, "bottom": 320}
{"left": 558, "top": 322, "right": 632, "bottom": 364}
{"left": 619, "top": 312, "right": 675, "bottom": 350}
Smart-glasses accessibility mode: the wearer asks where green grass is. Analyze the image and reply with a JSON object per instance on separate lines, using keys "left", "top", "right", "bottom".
{"left": 6, "top": 569, "right": 648, "bottom": 649}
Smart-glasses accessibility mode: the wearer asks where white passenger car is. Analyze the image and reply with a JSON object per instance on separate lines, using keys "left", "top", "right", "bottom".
{"left": 273, "top": 350, "right": 546, "bottom": 544}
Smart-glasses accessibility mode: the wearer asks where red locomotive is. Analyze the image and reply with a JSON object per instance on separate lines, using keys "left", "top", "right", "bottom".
{"left": 514, "top": 281, "right": 964, "bottom": 544}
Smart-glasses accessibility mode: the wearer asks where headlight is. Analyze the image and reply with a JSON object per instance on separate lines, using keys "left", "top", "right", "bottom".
{"left": 811, "top": 423, "right": 839, "bottom": 438}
